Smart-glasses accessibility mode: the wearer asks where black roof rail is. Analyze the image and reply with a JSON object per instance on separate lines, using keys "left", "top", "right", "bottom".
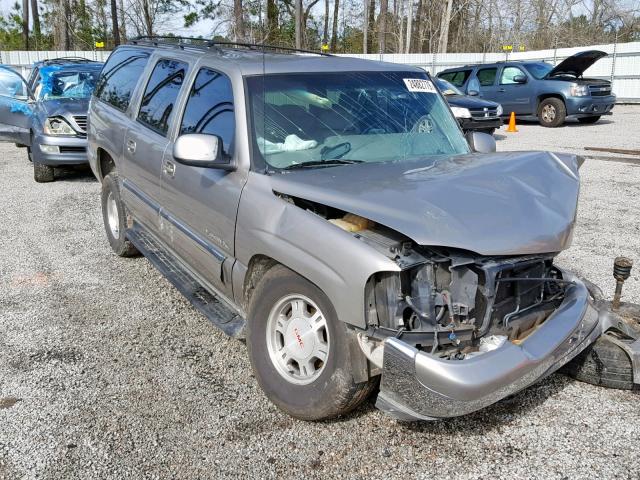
{"left": 39, "top": 57, "right": 99, "bottom": 65}
{"left": 128, "top": 36, "right": 332, "bottom": 57}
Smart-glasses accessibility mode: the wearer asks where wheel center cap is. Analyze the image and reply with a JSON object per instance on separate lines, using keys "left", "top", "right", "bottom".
{"left": 285, "top": 317, "right": 314, "bottom": 358}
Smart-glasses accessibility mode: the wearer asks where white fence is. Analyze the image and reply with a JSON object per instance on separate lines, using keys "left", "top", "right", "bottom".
{"left": 2, "top": 41, "right": 639, "bottom": 101}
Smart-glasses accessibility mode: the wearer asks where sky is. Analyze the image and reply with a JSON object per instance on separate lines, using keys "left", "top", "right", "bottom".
{"left": 0, "top": 0, "right": 215, "bottom": 40}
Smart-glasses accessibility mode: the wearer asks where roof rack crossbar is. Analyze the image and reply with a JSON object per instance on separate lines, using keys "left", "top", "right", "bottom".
{"left": 129, "top": 36, "right": 332, "bottom": 57}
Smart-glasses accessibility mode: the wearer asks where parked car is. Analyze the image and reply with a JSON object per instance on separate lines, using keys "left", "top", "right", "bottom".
{"left": 88, "top": 38, "right": 622, "bottom": 422}
{"left": 0, "top": 59, "right": 103, "bottom": 182}
{"left": 437, "top": 50, "right": 615, "bottom": 127}
{"left": 434, "top": 77, "right": 502, "bottom": 135}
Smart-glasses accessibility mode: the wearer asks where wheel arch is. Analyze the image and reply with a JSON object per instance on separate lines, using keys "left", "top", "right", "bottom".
{"left": 537, "top": 92, "right": 566, "bottom": 110}
{"left": 97, "top": 147, "right": 117, "bottom": 181}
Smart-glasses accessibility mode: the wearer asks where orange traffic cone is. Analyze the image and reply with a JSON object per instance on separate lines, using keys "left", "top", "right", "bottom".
{"left": 506, "top": 112, "right": 518, "bottom": 132}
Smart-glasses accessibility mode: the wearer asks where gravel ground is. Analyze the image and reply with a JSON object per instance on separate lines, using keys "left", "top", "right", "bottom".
{"left": 1, "top": 109, "right": 639, "bottom": 479}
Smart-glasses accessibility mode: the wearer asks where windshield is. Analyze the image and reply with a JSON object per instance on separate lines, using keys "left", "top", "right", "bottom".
{"left": 434, "top": 77, "right": 464, "bottom": 96}
{"left": 524, "top": 63, "right": 554, "bottom": 80}
{"left": 247, "top": 71, "right": 469, "bottom": 170}
{"left": 37, "top": 68, "right": 100, "bottom": 100}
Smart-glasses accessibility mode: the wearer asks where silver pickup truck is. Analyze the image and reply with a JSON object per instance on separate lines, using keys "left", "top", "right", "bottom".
{"left": 87, "top": 38, "right": 639, "bottom": 421}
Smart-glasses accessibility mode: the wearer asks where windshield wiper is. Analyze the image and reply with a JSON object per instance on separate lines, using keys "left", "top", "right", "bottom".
{"left": 282, "top": 158, "right": 364, "bottom": 170}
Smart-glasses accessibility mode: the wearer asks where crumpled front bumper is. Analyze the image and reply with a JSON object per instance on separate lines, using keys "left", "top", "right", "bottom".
{"left": 376, "top": 272, "right": 604, "bottom": 421}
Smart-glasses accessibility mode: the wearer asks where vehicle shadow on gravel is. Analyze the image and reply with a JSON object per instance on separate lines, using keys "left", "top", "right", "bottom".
{"left": 401, "top": 373, "right": 575, "bottom": 433}
{"left": 54, "top": 165, "right": 97, "bottom": 183}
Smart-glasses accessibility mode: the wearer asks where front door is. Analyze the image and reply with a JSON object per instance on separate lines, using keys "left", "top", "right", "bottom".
{"left": 0, "top": 66, "right": 33, "bottom": 145}
{"left": 496, "top": 66, "right": 532, "bottom": 115}
{"left": 160, "top": 67, "right": 244, "bottom": 296}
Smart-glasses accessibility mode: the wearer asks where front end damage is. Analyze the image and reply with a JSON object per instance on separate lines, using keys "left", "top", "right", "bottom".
{"left": 345, "top": 225, "right": 626, "bottom": 420}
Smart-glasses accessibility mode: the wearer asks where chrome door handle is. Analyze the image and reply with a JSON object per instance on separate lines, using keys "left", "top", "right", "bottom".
{"left": 126, "top": 139, "right": 136, "bottom": 153}
{"left": 163, "top": 161, "right": 176, "bottom": 177}
{"left": 498, "top": 88, "right": 506, "bottom": 93}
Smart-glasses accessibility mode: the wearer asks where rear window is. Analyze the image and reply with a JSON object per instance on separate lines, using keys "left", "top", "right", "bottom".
{"left": 137, "top": 59, "right": 188, "bottom": 136}
{"left": 95, "top": 48, "right": 150, "bottom": 112}
{"left": 438, "top": 70, "right": 471, "bottom": 87}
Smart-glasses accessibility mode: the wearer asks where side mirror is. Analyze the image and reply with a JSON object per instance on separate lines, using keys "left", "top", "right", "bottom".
{"left": 513, "top": 75, "right": 527, "bottom": 84}
{"left": 468, "top": 89, "right": 479, "bottom": 96}
{"left": 173, "top": 133, "right": 235, "bottom": 171}
{"left": 466, "top": 131, "right": 496, "bottom": 154}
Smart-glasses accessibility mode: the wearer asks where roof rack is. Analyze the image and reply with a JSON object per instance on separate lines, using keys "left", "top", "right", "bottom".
{"left": 129, "top": 36, "right": 332, "bottom": 57}
{"left": 39, "top": 57, "right": 99, "bottom": 65}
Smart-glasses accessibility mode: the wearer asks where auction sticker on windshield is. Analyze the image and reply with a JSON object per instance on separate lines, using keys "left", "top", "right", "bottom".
{"left": 403, "top": 78, "right": 437, "bottom": 93}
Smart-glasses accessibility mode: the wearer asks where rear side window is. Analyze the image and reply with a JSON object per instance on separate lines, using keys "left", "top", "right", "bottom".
{"left": 439, "top": 70, "right": 470, "bottom": 87}
{"left": 95, "top": 48, "right": 150, "bottom": 111}
{"left": 476, "top": 68, "right": 497, "bottom": 86}
{"left": 179, "top": 68, "right": 235, "bottom": 156}
{"left": 137, "top": 59, "right": 188, "bottom": 136}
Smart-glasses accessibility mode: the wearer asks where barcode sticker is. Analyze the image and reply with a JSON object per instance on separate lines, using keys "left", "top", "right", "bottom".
{"left": 403, "top": 78, "right": 437, "bottom": 93}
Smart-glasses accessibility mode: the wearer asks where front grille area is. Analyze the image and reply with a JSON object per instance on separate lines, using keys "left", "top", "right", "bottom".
{"left": 469, "top": 107, "right": 499, "bottom": 119}
{"left": 73, "top": 115, "right": 87, "bottom": 131}
{"left": 589, "top": 85, "right": 612, "bottom": 96}
{"left": 59, "top": 146, "right": 86, "bottom": 154}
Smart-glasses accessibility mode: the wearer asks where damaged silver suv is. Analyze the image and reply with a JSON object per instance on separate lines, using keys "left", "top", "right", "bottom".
{"left": 88, "top": 38, "right": 636, "bottom": 421}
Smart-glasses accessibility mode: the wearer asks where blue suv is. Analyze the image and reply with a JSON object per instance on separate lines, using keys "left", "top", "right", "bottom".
{"left": 437, "top": 50, "right": 615, "bottom": 127}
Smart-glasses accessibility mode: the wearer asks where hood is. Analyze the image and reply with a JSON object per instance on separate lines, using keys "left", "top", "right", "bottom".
{"left": 445, "top": 95, "right": 499, "bottom": 109}
{"left": 40, "top": 97, "right": 90, "bottom": 117}
{"left": 547, "top": 50, "right": 607, "bottom": 78}
{"left": 269, "top": 151, "right": 581, "bottom": 256}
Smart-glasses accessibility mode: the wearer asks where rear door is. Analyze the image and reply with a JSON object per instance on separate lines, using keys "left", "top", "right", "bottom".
{"left": 474, "top": 67, "right": 500, "bottom": 101}
{"left": 0, "top": 66, "right": 33, "bottom": 145}
{"left": 496, "top": 65, "right": 533, "bottom": 115}
{"left": 158, "top": 66, "right": 243, "bottom": 296}
{"left": 123, "top": 57, "right": 189, "bottom": 234}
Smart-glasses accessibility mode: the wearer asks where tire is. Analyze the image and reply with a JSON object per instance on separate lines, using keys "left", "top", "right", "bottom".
{"left": 537, "top": 98, "right": 566, "bottom": 127}
{"left": 577, "top": 116, "right": 601, "bottom": 124}
{"left": 247, "top": 265, "right": 377, "bottom": 420}
{"left": 565, "top": 334, "right": 635, "bottom": 390}
{"left": 101, "top": 172, "right": 139, "bottom": 257}
{"left": 33, "top": 162, "right": 55, "bottom": 183}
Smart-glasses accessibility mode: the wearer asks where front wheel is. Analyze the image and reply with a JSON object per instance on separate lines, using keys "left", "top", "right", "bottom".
{"left": 247, "top": 265, "right": 377, "bottom": 420}
{"left": 537, "top": 98, "right": 566, "bottom": 127}
{"left": 33, "top": 162, "right": 54, "bottom": 183}
{"left": 577, "top": 116, "right": 601, "bottom": 124}
{"left": 101, "top": 173, "right": 139, "bottom": 257}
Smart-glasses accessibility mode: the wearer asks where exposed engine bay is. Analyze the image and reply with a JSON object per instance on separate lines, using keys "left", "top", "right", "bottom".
{"left": 279, "top": 193, "right": 568, "bottom": 364}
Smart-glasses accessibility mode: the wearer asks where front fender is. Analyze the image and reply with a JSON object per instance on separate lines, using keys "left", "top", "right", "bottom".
{"left": 235, "top": 172, "right": 401, "bottom": 328}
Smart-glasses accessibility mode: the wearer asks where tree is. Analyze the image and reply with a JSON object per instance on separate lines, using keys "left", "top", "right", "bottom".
{"left": 111, "top": 0, "right": 121, "bottom": 45}
{"left": 330, "top": 0, "right": 339, "bottom": 51}
{"left": 378, "top": 0, "right": 388, "bottom": 52}
{"left": 21, "top": 0, "right": 29, "bottom": 49}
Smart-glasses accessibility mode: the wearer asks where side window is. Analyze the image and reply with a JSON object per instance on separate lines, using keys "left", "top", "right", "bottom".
{"left": 500, "top": 66, "right": 526, "bottom": 84}
{"left": 476, "top": 68, "right": 497, "bottom": 86}
{"left": 137, "top": 59, "right": 188, "bottom": 136}
{"left": 95, "top": 48, "right": 150, "bottom": 111}
{"left": 180, "top": 68, "right": 235, "bottom": 156}
{"left": 439, "top": 70, "right": 470, "bottom": 87}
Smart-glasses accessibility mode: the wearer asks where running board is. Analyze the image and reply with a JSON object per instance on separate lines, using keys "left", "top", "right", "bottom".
{"left": 126, "top": 225, "right": 246, "bottom": 338}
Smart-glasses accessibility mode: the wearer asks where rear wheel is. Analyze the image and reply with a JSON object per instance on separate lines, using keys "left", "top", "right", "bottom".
{"left": 101, "top": 172, "right": 139, "bottom": 257}
{"left": 537, "top": 98, "right": 566, "bottom": 127}
{"left": 247, "top": 265, "right": 377, "bottom": 420}
{"left": 33, "top": 162, "right": 55, "bottom": 183}
{"left": 577, "top": 116, "right": 601, "bottom": 124}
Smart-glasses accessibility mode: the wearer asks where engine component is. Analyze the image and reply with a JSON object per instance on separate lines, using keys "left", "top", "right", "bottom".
{"left": 612, "top": 256, "right": 633, "bottom": 310}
